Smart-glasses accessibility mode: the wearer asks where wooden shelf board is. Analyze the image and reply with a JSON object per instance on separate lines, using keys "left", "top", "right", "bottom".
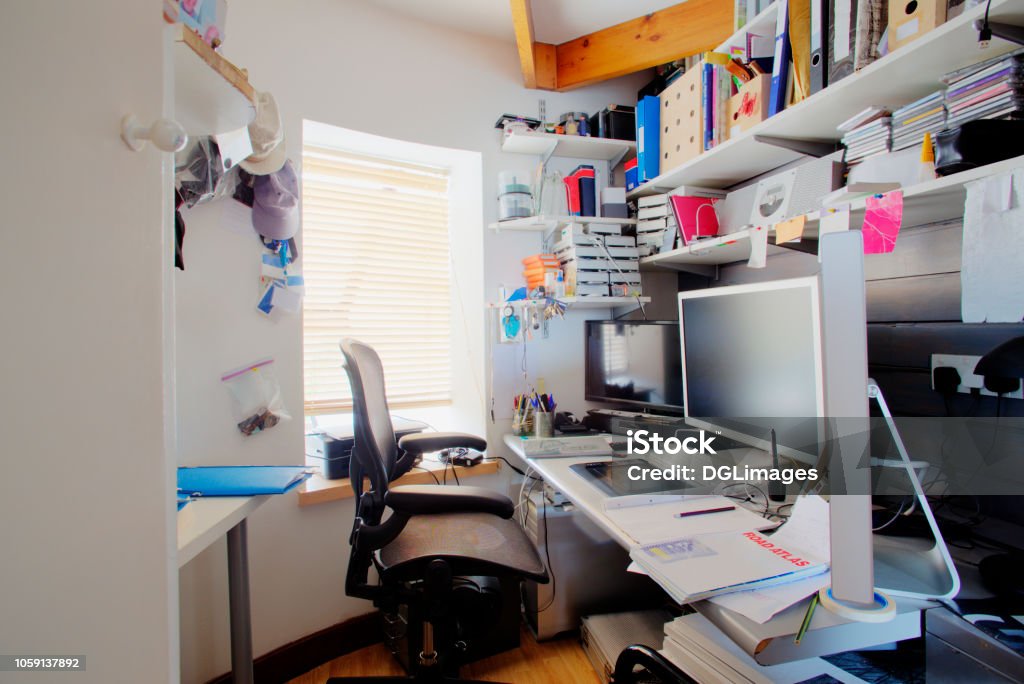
{"left": 174, "top": 24, "right": 256, "bottom": 135}
{"left": 298, "top": 458, "right": 500, "bottom": 507}
{"left": 628, "top": 0, "right": 1024, "bottom": 197}
{"left": 490, "top": 215, "right": 638, "bottom": 232}
{"left": 502, "top": 130, "right": 636, "bottom": 161}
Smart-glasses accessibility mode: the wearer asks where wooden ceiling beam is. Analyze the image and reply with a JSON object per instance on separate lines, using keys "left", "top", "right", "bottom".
{"left": 510, "top": 0, "right": 557, "bottom": 90}
{"left": 510, "top": 0, "right": 734, "bottom": 92}
{"left": 556, "top": 0, "right": 734, "bottom": 90}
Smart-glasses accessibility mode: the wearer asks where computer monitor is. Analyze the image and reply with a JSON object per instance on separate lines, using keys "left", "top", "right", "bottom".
{"left": 585, "top": 320, "right": 684, "bottom": 414}
{"left": 678, "top": 276, "right": 825, "bottom": 463}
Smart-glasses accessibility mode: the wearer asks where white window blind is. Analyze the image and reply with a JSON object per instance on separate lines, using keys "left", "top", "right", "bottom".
{"left": 302, "top": 143, "right": 452, "bottom": 414}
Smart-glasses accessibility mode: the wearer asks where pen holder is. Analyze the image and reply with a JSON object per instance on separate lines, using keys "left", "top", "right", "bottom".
{"left": 534, "top": 412, "right": 553, "bottom": 438}
{"left": 513, "top": 407, "right": 534, "bottom": 436}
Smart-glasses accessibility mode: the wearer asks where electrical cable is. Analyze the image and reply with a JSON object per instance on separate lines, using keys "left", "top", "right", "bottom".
{"left": 410, "top": 465, "right": 441, "bottom": 486}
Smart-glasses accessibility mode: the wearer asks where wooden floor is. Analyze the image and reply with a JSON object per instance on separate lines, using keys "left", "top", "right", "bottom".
{"left": 288, "top": 626, "right": 602, "bottom": 684}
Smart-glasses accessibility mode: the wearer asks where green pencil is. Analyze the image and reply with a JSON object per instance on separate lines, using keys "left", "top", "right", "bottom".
{"left": 794, "top": 593, "right": 818, "bottom": 645}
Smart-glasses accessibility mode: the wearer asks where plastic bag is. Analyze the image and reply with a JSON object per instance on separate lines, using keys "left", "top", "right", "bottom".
{"left": 220, "top": 358, "right": 291, "bottom": 436}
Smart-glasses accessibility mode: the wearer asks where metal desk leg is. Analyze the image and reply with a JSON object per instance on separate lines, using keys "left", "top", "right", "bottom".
{"left": 226, "top": 519, "right": 254, "bottom": 684}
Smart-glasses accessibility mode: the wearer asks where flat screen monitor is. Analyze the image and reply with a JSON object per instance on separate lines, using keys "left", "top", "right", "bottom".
{"left": 678, "top": 277, "right": 825, "bottom": 462}
{"left": 585, "top": 321, "right": 684, "bottom": 414}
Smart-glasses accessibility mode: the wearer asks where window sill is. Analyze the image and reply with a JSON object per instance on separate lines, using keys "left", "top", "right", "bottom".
{"left": 297, "top": 458, "right": 501, "bottom": 507}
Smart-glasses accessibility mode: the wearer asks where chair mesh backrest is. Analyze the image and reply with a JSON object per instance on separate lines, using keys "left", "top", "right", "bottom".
{"left": 339, "top": 339, "right": 400, "bottom": 502}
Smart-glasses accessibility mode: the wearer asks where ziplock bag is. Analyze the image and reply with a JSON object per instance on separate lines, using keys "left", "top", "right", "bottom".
{"left": 221, "top": 358, "right": 291, "bottom": 436}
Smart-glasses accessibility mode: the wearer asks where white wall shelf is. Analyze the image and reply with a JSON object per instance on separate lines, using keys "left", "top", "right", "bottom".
{"left": 627, "top": 0, "right": 1024, "bottom": 198}
{"left": 173, "top": 24, "right": 256, "bottom": 135}
{"left": 488, "top": 296, "right": 651, "bottom": 310}
{"left": 489, "top": 215, "right": 638, "bottom": 232}
{"left": 501, "top": 129, "right": 636, "bottom": 165}
{"left": 643, "top": 154, "right": 1024, "bottom": 273}
{"left": 806, "top": 154, "right": 1024, "bottom": 232}
{"left": 641, "top": 227, "right": 786, "bottom": 274}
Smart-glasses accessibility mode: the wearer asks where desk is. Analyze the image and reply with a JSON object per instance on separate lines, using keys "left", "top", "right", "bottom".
{"left": 178, "top": 496, "right": 268, "bottom": 684}
{"left": 504, "top": 434, "right": 929, "bottom": 667}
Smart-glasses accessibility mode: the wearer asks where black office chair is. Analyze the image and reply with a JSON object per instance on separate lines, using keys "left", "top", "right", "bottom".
{"left": 328, "top": 339, "right": 548, "bottom": 683}
{"left": 613, "top": 645, "right": 697, "bottom": 684}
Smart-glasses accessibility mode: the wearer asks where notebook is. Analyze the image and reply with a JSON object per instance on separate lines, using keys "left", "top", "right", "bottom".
{"left": 177, "top": 465, "right": 311, "bottom": 496}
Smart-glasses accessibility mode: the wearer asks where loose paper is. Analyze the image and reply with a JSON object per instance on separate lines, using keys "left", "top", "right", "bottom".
{"left": 819, "top": 205, "right": 851, "bottom": 237}
{"left": 605, "top": 495, "right": 776, "bottom": 545}
{"left": 747, "top": 225, "right": 769, "bottom": 268}
{"left": 709, "top": 571, "right": 832, "bottom": 624}
{"left": 862, "top": 190, "right": 903, "bottom": 254}
{"left": 774, "top": 215, "right": 806, "bottom": 244}
{"left": 962, "top": 170, "right": 1024, "bottom": 323}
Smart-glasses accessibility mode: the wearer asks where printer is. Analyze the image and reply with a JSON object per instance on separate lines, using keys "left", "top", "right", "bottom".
{"left": 305, "top": 415, "right": 428, "bottom": 479}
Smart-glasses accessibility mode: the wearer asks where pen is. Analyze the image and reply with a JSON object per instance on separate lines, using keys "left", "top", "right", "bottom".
{"left": 674, "top": 505, "right": 736, "bottom": 518}
{"left": 794, "top": 593, "right": 819, "bottom": 645}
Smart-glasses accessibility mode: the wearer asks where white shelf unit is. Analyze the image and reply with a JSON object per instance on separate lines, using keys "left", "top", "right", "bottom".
{"left": 173, "top": 24, "right": 256, "bottom": 135}
{"left": 501, "top": 130, "right": 637, "bottom": 165}
{"left": 489, "top": 296, "right": 652, "bottom": 310}
{"left": 627, "top": 0, "right": 1024, "bottom": 197}
{"left": 640, "top": 227, "right": 782, "bottom": 274}
{"left": 489, "top": 215, "right": 637, "bottom": 232}
{"left": 805, "top": 154, "right": 1024, "bottom": 232}
{"left": 642, "top": 155, "right": 1024, "bottom": 273}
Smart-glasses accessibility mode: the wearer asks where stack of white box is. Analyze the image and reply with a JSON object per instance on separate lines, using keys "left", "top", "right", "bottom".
{"left": 552, "top": 224, "right": 642, "bottom": 298}
{"left": 635, "top": 194, "right": 679, "bottom": 257}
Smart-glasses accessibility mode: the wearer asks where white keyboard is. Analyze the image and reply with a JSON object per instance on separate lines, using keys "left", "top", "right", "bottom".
{"left": 520, "top": 435, "right": 613, "bottom": 458}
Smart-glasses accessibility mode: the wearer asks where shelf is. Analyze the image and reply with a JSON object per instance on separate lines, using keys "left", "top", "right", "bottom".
{"left": 640, "top": 227, "right": 784, "bottom": 273}
{"left": 489, "top": 296, "right": 651, "bottom": 310}
{"left": 628, "top": 0, "right": 1024, "bottom": 198}
{"left": 489, "top": 215, "right": 638, "bottom": 232}
{"left": 173, "top": 24, "right": 256, "bottom": 135}
{"left": 806, "top": 154, "right": 1024, "bottom": 233}
{"left": 501, "top": 129, "right": 636, "bottom": 164}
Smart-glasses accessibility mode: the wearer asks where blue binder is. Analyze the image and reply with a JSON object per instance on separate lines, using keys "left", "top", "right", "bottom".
{"left": 636, "top": 95, "right": 660, "bottom": 183}
{"left": 177, "top": 466, "right": 311, "bottom": 497}
{"left": 769, "top": 0, "right": 791, "bottom": 117}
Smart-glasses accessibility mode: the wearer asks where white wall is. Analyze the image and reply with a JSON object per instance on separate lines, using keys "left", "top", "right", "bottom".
{"left": 175, "top": 1, "right": 648, "bottom": 681}
{"left": 0, "top": 3, "right": 177, "bottom": 683}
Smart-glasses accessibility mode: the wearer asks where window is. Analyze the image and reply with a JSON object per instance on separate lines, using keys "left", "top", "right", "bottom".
{"left": 302, "top": 143, "right": 453, "bottom": 413}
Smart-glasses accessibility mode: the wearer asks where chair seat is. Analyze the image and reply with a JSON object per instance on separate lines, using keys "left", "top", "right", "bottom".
{"left": 378, "top": 512, "right": 548, "bottom": 583}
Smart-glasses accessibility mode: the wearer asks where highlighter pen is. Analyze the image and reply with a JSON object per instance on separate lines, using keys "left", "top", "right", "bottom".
{"left": 674, "top": 505, "right": 736, "bottom": 518}
{"left": 794, "top": 593, "right": 819, "bottom": 644}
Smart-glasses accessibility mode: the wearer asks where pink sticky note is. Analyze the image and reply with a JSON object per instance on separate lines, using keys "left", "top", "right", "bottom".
{"left": 862, "top": 191, "right": 903, "bottom": 254}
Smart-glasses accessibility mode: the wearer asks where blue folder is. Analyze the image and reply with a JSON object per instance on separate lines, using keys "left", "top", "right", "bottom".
{"left": 177, "top": 466, "right": 311, "bottom": 497}
{"left": 769, "top": 0, "right": 791, "bottom": 117}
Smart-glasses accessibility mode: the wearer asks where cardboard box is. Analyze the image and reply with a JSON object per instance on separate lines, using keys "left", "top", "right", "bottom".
{"left": 659, "top": 65, "right": 704, "bottom": 173}
{"left": 727, "top": 75, "right": 771, "bottom": 139}
{"left": 889, "top": 0, "right": 946, "bottom": 51}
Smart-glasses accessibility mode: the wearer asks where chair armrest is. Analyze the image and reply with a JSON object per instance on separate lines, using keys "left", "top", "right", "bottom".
{"left": 398, "top": 432, "right": 487, "bottom": 455}
{"left": 385, "top": 485, "right": 513, "bottom": 518}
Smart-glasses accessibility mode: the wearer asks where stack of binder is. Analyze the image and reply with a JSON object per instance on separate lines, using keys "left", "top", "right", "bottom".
{"left": 552, "top": 225, "right": 640, "bottom": 297}
{"left": 890, "top": 90, "right": 946, "bottom": 152}
{"left": 943, "top": 50, "right": 1024, "bottom": 129}
{"left": 840, "top": 115, "right": 892, "bottom": 166}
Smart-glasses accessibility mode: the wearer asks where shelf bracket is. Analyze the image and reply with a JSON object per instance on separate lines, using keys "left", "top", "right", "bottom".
{"left": 753, "top": 135, "right": 839, "bottom": 158}
{"left": 609, "top": 147, "right": 629, "bottom": 170}
{"left": 540, "top": 142, "right": 558, "bottom": 166}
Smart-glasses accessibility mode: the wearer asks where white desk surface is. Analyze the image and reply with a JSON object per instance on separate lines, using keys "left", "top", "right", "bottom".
{"left": 504, "top": 433, "right": 775, "bottom": 550}
{"left": 177, "top": 496, "right": 269, "bottom": 568}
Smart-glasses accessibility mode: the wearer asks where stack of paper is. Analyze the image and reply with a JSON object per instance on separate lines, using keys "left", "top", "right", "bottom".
{"left": 552, "top": 226, "right": 640, "bottom": 297}
{"left": 943, "top": 50, "right": 1024, "bottom": 129}
{"left": 660, "top": 612, "right": 865, "bottom": 683}
{"left": 627, "top": 495, "right": 830, "bottom": 604}
{"left": 604, "top": 494, "right": 776, "bottom": 546}
{"left": 891, "top": 91, "right": 946, "bottom": 152}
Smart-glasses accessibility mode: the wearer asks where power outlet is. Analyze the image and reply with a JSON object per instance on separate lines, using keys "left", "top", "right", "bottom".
{"left": 931, "top": 353, "right": 1024, "bottom": 399}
